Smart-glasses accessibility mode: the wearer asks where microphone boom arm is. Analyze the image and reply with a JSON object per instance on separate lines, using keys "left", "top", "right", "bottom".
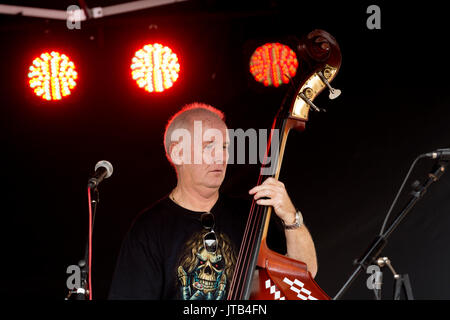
{"left": 333, "top": 159, "right": 448, "bottom": 300}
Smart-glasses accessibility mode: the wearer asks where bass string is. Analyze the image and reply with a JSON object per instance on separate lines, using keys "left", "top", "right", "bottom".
{"left": 230, "top": 122, "right": 278, "bottom": 298}
{"left": 228, "top": 152, "right": 269, "bottom": 299}
{"left": 228, "top": 189, "right": 262, "bottom": 298}
{"left": 233, "top": 162, "right": 272, "bottom": 298}
{"left": 236, "top": 200, "right": 265, "bottom": 298}
{"left": 229, "top": 118, "right": 282, "bottom": 299}
{"left": 241, "top": 204, "right": 266, "bottom": 298}
{"left": 229, "top": 194, "right": 265, "bottom": 299}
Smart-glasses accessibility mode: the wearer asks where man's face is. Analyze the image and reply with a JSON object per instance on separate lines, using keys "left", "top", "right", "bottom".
{"left": 172, "top": 117, "right": 229, "bottom": 190}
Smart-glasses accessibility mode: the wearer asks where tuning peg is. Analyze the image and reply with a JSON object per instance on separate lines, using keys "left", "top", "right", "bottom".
{"left": 298, "top": 90, "right": 326, "bottom": 112}
{"left": 318, "top": 70, "right": 341, "bottom": 100}
{"left": 328, "top": 87, "right": 341, "bottom": 100}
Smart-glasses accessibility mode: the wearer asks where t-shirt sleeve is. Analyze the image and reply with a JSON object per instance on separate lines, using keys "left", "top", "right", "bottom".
{"left": 108, "top": 216, "right": 163, "bottom": 300}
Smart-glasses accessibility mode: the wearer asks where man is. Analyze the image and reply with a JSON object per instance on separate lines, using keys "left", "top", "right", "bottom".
{"left": 108, "top": 102, "right": 317, "bottom": 300}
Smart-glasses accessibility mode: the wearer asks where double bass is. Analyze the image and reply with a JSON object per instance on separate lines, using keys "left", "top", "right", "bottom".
{"left": 227, "top": 29, "right": 342, "bottom": 300}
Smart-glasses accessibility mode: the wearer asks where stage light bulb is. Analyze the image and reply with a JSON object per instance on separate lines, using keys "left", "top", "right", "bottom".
{"left": 130, "top": 43, "right": 180, "bottom": 93}
{"left": 28, "top": 51, "right": 78, "bottom": 100}
{"left": 249, "top": 43, "right": 298, "bottom": 87}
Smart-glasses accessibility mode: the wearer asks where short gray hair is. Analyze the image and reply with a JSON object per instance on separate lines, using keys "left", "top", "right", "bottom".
{"left": 163, "top": 102, "right": 226, "bottom": 165}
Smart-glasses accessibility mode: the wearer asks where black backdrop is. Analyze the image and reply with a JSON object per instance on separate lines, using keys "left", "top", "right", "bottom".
{"left": 1, "top": 0, "right": 449, "bottom": 300}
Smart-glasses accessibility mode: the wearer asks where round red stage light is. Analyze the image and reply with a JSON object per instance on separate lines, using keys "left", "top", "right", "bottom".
{"left": 27, "top": 51, "right": 78, "bottom": 101}
{"left": 130, "top": 43, "right": 180, "bottom": 93}
{"left": 249, "top": 43, "right": 298, "bottom": 87}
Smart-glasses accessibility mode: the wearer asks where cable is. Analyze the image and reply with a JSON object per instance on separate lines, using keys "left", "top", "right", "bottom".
{"left": 379, "top": 154, "right": 427, "bottom": 236}
{"left": 87, "top": 186, "right": 93, "bottom": 300}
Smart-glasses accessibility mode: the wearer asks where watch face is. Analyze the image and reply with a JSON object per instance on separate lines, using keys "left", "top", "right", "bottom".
{"left": 284, "top": 211, "right": 302, "bottom": 230}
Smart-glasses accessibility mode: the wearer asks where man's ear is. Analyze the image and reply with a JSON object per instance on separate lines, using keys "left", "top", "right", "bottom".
{"left": 169, "top": 142, "right": 184, "bottom": 165}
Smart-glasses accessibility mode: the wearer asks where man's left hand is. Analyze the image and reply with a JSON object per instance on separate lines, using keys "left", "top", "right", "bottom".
{"left": 249, "top": 177, "right": 297, "bottom": 225}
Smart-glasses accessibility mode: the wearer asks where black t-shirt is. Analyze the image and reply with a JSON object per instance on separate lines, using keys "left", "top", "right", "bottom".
{"left": 108, "top": 193, "right": 285, "bottom": 300}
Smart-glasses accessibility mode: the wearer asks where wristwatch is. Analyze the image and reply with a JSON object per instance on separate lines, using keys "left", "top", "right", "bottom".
{"left": 282, "top": 210, "right": 303, "bottom": 230}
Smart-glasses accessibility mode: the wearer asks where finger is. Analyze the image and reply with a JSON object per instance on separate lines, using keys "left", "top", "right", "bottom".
{"left": 263, "top": 178, "right": 286, "bottom": 191}
{"left": 256, "top": 198, "right": 274, "bottom": 206}
{"left": 253, "top": 189, "right": 273, "bottom": 200}
{"left": 250, "top": 176, "right": 281, "bottom": 190}
{"left": 262, "top": 177, "right": 279, "bottom": 185}
{"left": 250, "top": 183, "right": 280, "bottom": 196}
{"left": 249, "top": 184, "right": 273, "bottom": 194}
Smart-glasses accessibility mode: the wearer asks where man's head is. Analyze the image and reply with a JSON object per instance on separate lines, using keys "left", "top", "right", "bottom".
{"left": 164, "top": 102, "right": 229, "bottom": 191}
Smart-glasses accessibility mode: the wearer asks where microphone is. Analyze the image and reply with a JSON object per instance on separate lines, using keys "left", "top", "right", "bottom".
{"left": 424, "top": 148, "right": 450, "bottom": 160}
{"left": 88, "top": 160, "right": 113, "bottom": 189}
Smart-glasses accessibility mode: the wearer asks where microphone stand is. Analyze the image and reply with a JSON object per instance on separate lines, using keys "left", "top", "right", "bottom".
{"left": 71, "top": 187, "right": 99, "bottom": 300}
{"left": 333, "top": 160, "right": 448, "bottom": 300}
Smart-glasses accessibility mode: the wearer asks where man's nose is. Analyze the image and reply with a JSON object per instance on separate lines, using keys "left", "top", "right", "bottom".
{"left": 212, "top": 148, "right": 227, "bottom": 164}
